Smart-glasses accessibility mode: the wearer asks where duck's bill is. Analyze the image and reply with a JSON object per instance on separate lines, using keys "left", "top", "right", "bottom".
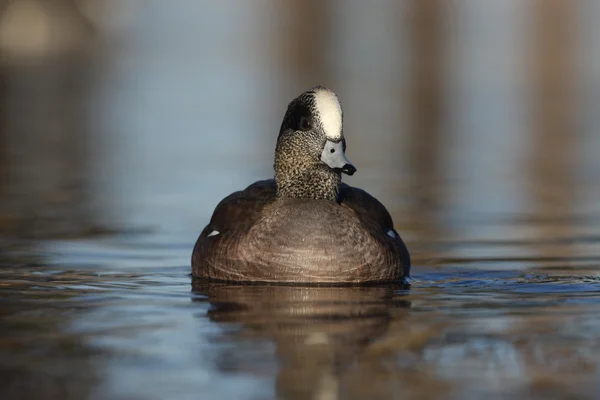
{"left": 320, "top": 140, "right": 357, "bottom": 176}
{"left": 339, "top": 163, "right": 356, "bottom": 175}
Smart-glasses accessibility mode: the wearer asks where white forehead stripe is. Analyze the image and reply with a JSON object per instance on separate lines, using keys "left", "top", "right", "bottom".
{"left": 313, "top": 89, "right": 342, "bottom": 139}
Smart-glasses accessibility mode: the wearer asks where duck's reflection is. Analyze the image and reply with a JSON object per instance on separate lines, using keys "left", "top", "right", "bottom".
{"left": 192, "top": 281, "right": 410, "bottom": 399}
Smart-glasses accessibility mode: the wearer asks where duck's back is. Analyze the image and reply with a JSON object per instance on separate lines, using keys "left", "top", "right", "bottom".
{"left": 192, "top": 180, "right": 410, "bottom": 283}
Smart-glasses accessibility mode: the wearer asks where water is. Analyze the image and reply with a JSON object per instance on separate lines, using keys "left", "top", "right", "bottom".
{"left": 2, "top": 238, "right": 600, "bottom": 399}
{"left": 2, "top": 1, "right": 600, "bottom": 399}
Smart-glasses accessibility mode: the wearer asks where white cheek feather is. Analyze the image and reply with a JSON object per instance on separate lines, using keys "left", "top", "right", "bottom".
{"left": 207, "top": 230, "right": 220, "bottom": 237}
{"left": 313, "top": 89, "right": 342, "bottom": 140}
{"left": 387, "top": 229, "right": 397, "bottom": 239}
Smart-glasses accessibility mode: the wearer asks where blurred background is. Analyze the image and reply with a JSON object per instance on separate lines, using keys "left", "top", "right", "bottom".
{"left": 1, "top": 0, "right": 600, "bottom": 262}
{"left": 2, "top": 1, "right": 600, "bottom": 399}
{"left": 0, "top": 0, "right": 599, "bottom": 257}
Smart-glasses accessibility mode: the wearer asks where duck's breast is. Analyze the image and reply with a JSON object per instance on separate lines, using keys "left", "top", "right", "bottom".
{"left": 237, "top": 198, "right": 401, "bottom": 282}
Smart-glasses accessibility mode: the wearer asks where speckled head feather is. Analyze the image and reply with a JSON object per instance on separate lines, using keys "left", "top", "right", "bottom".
{"left": 274, "top": 86, "right": 354, "bottom": 202}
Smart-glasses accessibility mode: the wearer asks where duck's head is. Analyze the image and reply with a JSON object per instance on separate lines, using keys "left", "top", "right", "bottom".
{"left": 274, "top": 86, "right": 356, "bottom": 201}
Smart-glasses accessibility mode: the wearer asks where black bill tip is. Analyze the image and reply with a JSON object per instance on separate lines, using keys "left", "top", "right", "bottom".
{"left": 341, "top": 163, "right": 356, "bottom": 176}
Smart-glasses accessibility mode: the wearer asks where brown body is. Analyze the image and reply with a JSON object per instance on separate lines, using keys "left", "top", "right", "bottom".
{"left": 192, "top": 180, "right": 410, "bottom": 283}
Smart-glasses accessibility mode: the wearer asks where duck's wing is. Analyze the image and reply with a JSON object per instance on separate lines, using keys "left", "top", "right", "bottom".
{"left": 192, "top": 179, "right": 277, "bottom": 277}
{"left": 339, "top": 184, "right": 411, "bottom": 272}
{"left": 206, "top": 179, "right": 277, "bottom": 234}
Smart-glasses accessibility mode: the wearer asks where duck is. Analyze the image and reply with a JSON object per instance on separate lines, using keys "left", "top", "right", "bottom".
{"left": 192, "top": 86, "right": 410, "bottom": 284}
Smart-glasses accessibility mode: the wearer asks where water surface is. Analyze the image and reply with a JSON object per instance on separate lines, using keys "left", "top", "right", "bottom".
{"left": 2, "top": 225, "right": 600, "bottom": 399}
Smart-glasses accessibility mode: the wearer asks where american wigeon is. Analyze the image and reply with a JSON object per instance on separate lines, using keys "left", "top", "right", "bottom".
{"left": 192, "top": 86, "right": 410, "bottom": 284}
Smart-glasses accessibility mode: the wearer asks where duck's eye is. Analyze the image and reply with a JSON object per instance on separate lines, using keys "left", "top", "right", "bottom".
{"left": 330, "top": 148, "right": 335, "bottom": 153}
{"left": 299, "top": 117, "right": 312, "bottom": 131}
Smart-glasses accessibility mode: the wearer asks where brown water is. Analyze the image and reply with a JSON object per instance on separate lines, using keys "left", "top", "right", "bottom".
{"left": 2, "top": 1, "right": 600, "bottom": 399}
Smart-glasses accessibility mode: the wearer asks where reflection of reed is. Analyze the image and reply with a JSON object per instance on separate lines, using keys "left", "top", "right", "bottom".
{"left": 0, "top": 65, "right": 6, "bottom": 198}
{"left": 0, "top": 0, "right": 101, "bottom": 238}
{"left": 529, "top": 0, "right": 578, "bottom": 264}
{"left": 192, "top": 281, "right": 409, "bottom": 399}
{"left": 403, "top": 0, "right": 447, "bottom": 260}
{"left": 278, "top": 0, "right": 332, "bottom": 87}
